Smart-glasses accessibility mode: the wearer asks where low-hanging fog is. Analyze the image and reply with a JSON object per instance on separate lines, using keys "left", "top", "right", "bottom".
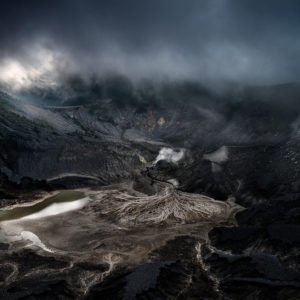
{"left": 1, "top": 0, "right": 300, "bottom": 93}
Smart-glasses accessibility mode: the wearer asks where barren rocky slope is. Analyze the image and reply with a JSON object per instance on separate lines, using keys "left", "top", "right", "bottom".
{"left": 0, "top": 82, "right": 300, "bottom": 299}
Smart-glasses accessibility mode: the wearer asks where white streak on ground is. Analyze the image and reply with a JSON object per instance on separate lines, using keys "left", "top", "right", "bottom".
{"left": 0, "top": 196, "right": 89, "bottom": 253}
{"left": 47, "top": 174, "right": 100, "bottom": 182}
{"left": 20, "top": 197, "right": 89, "bottom": 220}
{"left": 21, "top": 231, "right": 54, "bottom": 253}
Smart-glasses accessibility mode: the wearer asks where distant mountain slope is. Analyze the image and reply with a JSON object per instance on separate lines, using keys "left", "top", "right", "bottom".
{"left": 0, "top": 82, "right": 299, "bottom": 199}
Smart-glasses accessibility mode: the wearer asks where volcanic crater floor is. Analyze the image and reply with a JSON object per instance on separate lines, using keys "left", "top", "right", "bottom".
{"left": 0, "top": 182, "right": 243, "bottom": 298}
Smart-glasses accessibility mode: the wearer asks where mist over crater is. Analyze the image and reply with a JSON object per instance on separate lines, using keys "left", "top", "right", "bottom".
{"left": 1, "top": 1, "right": 300, "bottom": 299}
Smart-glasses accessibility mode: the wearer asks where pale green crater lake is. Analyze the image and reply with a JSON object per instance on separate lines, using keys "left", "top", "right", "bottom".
{"left": 0, "top": 190, "right": 85, "bottom": 222}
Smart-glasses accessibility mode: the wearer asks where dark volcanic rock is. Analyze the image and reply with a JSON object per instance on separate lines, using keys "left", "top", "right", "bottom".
{"left": 1, "top": 83, "right": 300, "bottom": 299}
{"left": 87, "top": 236, "right": 219, "bottom": 300}
{"left": 207, "top": 188, "right": 300, "bottom": 298}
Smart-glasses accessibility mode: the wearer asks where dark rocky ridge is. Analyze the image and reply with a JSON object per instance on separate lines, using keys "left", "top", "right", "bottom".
{"left": 0, "top": 82, "right": 300, "bottom": 299}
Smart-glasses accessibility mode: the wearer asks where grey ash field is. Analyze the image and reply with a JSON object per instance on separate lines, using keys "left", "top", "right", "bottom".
{"left": 0, "top": 81, "right": 300, "bottom": 299}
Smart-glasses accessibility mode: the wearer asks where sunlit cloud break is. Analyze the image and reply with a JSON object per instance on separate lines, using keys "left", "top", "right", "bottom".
{"left": 0, "top": 46, "right": 63, "bottom": 90}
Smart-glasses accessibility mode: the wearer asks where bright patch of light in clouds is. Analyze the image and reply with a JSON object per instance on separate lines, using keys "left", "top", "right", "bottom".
{"left": 0, "top": 47, "right": 59, "bottom": 90}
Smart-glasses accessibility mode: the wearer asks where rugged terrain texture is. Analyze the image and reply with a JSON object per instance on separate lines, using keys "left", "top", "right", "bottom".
{"left": 0, "top": 82, "right": 300, "bottom": 299}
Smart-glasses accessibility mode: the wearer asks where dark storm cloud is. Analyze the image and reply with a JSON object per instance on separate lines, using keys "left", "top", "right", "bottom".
{"left": 1, "top": 0, "right": 300, "bottom": 85}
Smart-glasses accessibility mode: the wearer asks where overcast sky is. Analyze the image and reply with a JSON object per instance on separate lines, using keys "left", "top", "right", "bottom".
{"left": 0, "top": 0, "right": 300, "bottom": 89}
